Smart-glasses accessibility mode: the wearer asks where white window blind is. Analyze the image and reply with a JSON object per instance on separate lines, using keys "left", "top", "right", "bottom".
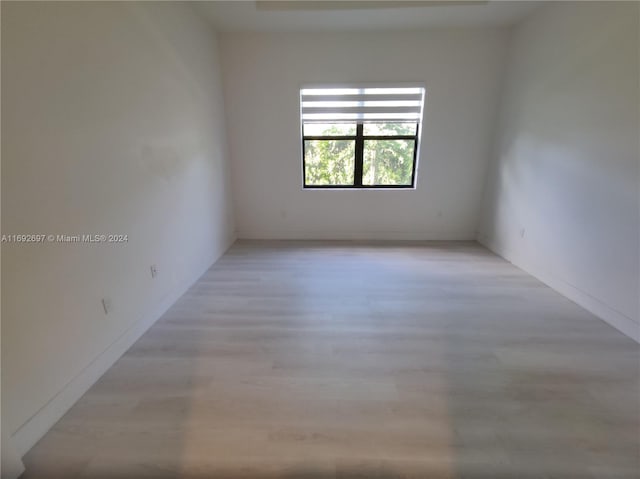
{"left": 301, "top": 86, "right": 425, "bottom": 123}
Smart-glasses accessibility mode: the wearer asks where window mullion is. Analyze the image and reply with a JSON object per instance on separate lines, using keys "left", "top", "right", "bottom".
{"left": 354, "top": 123, "right": 364, "bottom": 187}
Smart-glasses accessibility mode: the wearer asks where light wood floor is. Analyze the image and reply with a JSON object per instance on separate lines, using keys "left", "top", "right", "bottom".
{"left": 23, "top": 241, "right": 639, "bottom": 478}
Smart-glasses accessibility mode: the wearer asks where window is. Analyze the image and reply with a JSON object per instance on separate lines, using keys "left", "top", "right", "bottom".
{"left": 301, "top": 86, "right": 425, "bottom": 189}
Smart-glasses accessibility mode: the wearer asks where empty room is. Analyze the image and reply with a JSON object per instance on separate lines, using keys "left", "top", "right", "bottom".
{"left": 1, "top": 1, "right": 638, "bottom": 478}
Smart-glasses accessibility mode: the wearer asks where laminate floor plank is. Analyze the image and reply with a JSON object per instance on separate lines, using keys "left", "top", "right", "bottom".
{"left": 22, "top": 241, "right": 639, "bottom": 478}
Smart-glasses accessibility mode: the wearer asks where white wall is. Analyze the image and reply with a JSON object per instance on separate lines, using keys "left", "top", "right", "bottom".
{"left": 219, "top": 30, "right": 509, "bottom": 240}
{"left": 1, "top": 0, "right": 235, "bottom": 460}
{"left": 1, "top": 129, "right": 25, "bottom": 478}
{"left": 1, "top": 430, "right": 24, "bottom": 479}
{"left": 479, "top": 1, "right": 639, "bottom": 341}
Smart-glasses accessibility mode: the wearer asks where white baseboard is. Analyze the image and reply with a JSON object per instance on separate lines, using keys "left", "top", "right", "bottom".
{"left": 237, "top": 229, "right": 475, "bottom": 241}
{"left": 480, "top": 238, "right": 639, "bottom": 343}
{"left": 11, "top": 237, "right": 235, "bottom": 459}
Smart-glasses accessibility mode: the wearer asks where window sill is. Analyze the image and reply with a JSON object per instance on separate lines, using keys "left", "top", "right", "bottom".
{"left": 302, "top": 186, "right": 417, "bottom": 191}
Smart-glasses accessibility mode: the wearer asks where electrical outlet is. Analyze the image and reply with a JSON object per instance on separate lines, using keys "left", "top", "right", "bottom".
{"left": 150, "top": 264, "right": 158, "bottom": 278}
{"left": 102, "top": 298, "right": 112, "bottom": 315}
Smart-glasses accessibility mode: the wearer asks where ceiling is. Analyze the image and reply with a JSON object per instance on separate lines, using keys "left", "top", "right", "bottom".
{"left": 194, "top": 1, "right": 541, "bottom": 33}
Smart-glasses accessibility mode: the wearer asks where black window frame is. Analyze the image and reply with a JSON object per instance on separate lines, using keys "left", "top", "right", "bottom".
{"left": 302, "top": 121, "right": 420, "bottom": 189}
